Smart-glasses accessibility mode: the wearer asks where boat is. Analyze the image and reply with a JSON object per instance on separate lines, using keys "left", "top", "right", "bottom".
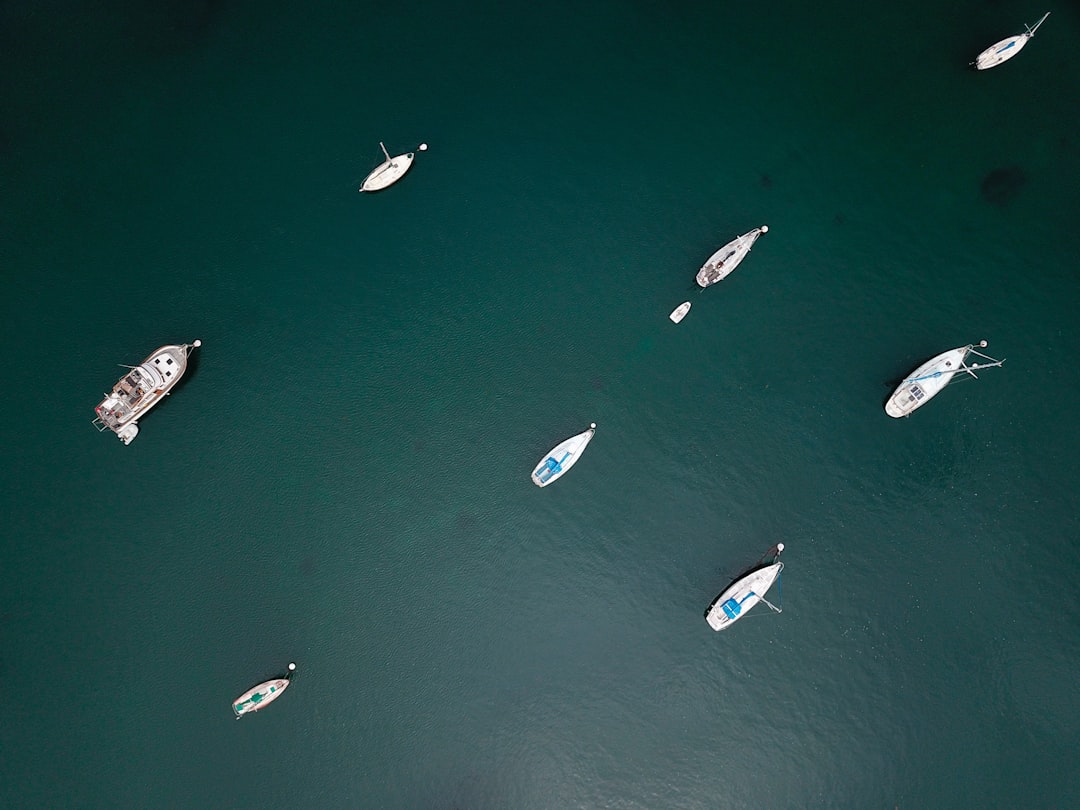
{"left": 705, "top": 545, "right": 784, "bottom": 632}
{"left": 233, "top": 663, "right": 296, "bottom": 718}
{"left": 973, "top": 12, "right": 1050, "bottom": 70}
{"left": 359, "top": 141, "right": 428, "bottom": 192}
{"left": 92, "top": 340, "right": 201, "bottom": 444}
{"left": 885, "top": 340, "right": 1004, "bottom": 418}
{"left": 531, "top": 423, "right": 596, "bottom": 487}
{"left": 669, "top": 301, "right": 691, "bottom": 323}
{"left": 696, "top": 226, "right": 769, "bottom": 288}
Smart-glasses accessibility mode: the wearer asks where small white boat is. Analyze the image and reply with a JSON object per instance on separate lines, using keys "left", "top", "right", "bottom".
{"left": 696, "top": 226, "right": 768, "bottom": 288}
{"left": 885, "top": 340, "right": 1004, "bottom": 417}
{"left": 531, "top": 423, "right": 596, "bottom": 487}
{"left": 92, "top": 340, "right": 201, "bottom": 445}
{"left": 973, "top": 12, "right": 1050, "bottom": 70}
{"left": 233, "top": 663, "right": 296, "bottom": 718}
{"left": 705, "top": 545, "right": 784, "bottom": 632}
{"left": 669, "top": 301, "right": 691, "bottom": 323}
{"left": 359, "top": 141, "right": 427, "bottom": 192}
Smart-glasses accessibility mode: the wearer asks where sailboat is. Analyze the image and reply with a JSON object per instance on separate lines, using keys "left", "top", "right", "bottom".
{"left": 360, "top": 142, "right": 428, "bottom": 192}
{"left": 531, "top": 424, "right": 596, "bottom": 487}
{"left": 233, "top": 663, "right": 297, "bottom": 718}
{"left": 973, "top": 12, "right": 1050, "bottom": 70}
{"left": 696, "top": 226, "right": 768, "bottom": 288}
{"left": 705, "top": 545, "right": 784, "bottom": 632}
{"left": 885, "top": 340, "right": 1003, "bottom": 417}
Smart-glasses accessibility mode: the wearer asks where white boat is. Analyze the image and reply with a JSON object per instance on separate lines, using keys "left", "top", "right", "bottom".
{"left": 705, "top": 545, "right": 784, "bottom": 632}
{"left": 973, "top": 12, "right": 1050, "bottom": 70}
{"left": 885, "top": 340, "right": 1004, "bottom": 418}
{"left": 92, "top": 340, "right": 201, "bottom": 444}
{"left": 359, "top": 141, "right": 427, "bottom": 192}
{"left": 669, "top": 301, "right": 691, "bottom": 323}
{"left": 531, "top": 423, "right": 596, "bottom": 487}
{"left": 233, "top": 663, "right": 296, "bottom": 718}
{"left": 696, "top": 226, "right": 768, "bottom": 288}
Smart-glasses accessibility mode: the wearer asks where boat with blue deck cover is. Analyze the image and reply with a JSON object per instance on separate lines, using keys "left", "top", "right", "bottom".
{"left": 973, "top": 12, "right": 1050, "bottom": 70}
{"left": 705, "top": 545, "right": 784, "bottom": 631}
{"left": 531, "top": 424, "right": 596, "bottom": 487}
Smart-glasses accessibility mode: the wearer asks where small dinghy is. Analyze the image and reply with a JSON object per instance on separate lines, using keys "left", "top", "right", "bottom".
{"left": 885, "top": 340, "right": 1003, "bottom": 417}
{"left": 360, "top": 142, "right": 428, "bottom": 192}
{"left": 669, "top": 301, "right": 691, "bottom": 323}
{"left": 705, "top": 545, "right": 784, "bottom": 632}
{"left": 531, "top": 423, "right": 596, "bottom": 487}
{"left": 973, "top": 12, "right": 1050, "bottom": 70}
{"left": 696, "top": 226, "right": 768, "bottom": 288}
{"left": 233, "top": 663, "right": 296, "bottom": 718}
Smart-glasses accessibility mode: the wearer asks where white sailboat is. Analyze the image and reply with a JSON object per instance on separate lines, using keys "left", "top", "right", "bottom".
{"left": 705, "top": 545, "right": 784, "bottom": 632}
{"left": 360, "top": 142, "right": 428, "bottom": 192}
{"left": 531, "top": 424, "right": 596, "bottom": 487}
{"left": 696, "top": 226, "right": 768, "bottom": 288}
{"left": 233, "top": 663, "right": 296, "bottom": 718}
{"left": 885, "top": 340, "right": 1003, "bottom": 417}
{"left": 973, "top": 12, "right": 1050, "bottom": 70}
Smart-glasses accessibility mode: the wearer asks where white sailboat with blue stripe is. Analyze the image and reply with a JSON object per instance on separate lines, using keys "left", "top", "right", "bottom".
{"left": 705, "top": 545, "right": 784, "bottom": 632}
{"left": 973, "top": 12, "right": 1050, "bottom": 70}
{"left": 885, "top": 340, "right": 1003, "bottom": 418}
{"left": 531, "top": 423, "right": 596, "bottom": 487}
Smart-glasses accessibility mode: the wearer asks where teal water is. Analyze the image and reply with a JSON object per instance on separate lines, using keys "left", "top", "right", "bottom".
{"left": 2, "top": 1, "right": 1079, "bottom": 807}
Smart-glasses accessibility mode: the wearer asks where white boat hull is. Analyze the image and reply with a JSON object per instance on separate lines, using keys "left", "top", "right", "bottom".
{"left": 531, "top": 424, "right": 596, "bottom": 487}
{"left": 885, "top": 346, "right": 970, "bottom": 418}
{"left": 93, "top": 341, "right": 199, "bottom": 444}
{"left": 233, "top": 677, "right": 291, "bottom": 717}
{"left": 975, "top": 35, "right": 1029, "bottom": 69}
{"left": 361, "top": 151, "right": 415, "bottom": 191}
{"left": 975, "top": 13, "right": 1050, "bottom": 70}
{"left": 696, "top": 226, "right": 768, "bottom": 288}
{"left": 705, "top": 561, "right": 783, "bottom": 631}
{"left": 669, "top": 301, "right": 691, "bottom": 323}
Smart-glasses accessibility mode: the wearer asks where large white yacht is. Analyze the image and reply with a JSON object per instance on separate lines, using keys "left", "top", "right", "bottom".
{"left": 92, "top": 341, "right": 200, "bottom": 444}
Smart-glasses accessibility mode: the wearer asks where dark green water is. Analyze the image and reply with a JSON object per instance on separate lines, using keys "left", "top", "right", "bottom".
{"left": 2, "top": 1, "right": 1079, "bottom": 807}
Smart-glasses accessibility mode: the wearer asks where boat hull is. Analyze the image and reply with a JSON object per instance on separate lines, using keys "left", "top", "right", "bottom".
{"left": 695, "top": 226, "right": 768, "bottom": 288}
{"left": 93, "top": 342, "right": 199, "bottom": 444}
{"left": 669, "top": 302, "right": 691, "bottom": 323}
{"left": 233, "top": 677, "right": 291, "bottom": 717}
{"left": 705, "top": 562, "right": 783, "bottom": 631}
{"left": 531, "top": 425, "right": 596, "bottom": 487}
{"left": 885, "top": 346, "right": 970, "bottom": 417}
{"left": 975, "top": 35, "right": 1028, "bottom": 69}
{"left": 361, "top": 152, "right": 415, "bottom": 191}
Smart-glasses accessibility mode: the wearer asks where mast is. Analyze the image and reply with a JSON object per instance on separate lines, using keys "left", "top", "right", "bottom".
{"left": 1026, "top": 12, "right": 1050, "bottom": 38}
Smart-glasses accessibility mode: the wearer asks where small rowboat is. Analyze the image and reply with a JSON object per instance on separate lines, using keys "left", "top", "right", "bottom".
{"left": 973, "top": 12, "right": 1050, "bottom": 70}
{"left": 669, "top": 301, "right": 691, "bottom": 323}
{"left": 531, "top": 424, "right": 596, "bottom": 487}
{"left": 885, "top": 340, "right": 1003, "bottom": 417}
{"left": 705, "top": 545, "right": 784, "bottom": 632}
{"left": 696, "top": 226, "right": 768, "bottom": 288}
{"left": 233, "top": 663, "right": 296, "bottom": 718}
{"left": 360, "top": 142, "right": 428, "bottom": 192}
